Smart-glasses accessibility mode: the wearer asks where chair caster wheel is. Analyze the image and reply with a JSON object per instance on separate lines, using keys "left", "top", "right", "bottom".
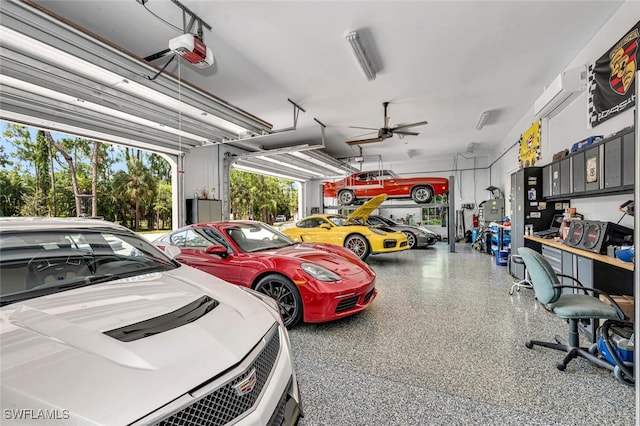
{"left": 588, "top": 343, "right": 598, "bottom": 355}
{"left": 525, "top": 341, "right": 533, "bottom": 349}
{"left": 556, "top": 363, "right": 566, "bottom": 371}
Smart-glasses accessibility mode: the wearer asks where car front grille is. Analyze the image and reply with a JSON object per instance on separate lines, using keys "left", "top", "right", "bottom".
{"left": 266, "top": 377, "right": 292, "bottom": 426}
{"left": 335, "top": 295, "right": 359, "bottom": 313}
{"left": 155, "top": 325, "right": 281, "bottom": 426}
{"left": 383, "top": 239, "right": 398, "bottom": 248}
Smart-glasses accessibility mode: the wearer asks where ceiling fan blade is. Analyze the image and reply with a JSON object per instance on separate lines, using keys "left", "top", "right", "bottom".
{"left": 352, "top": 130, "right": 378, "bottom": 138}
{"left": 345, "top": 137, "right": 384, "bottom": 146}
{"left": 392, "top": 121, "right": 428, "bottom": 131}
{"left": 349, "top": 126, "right": 378, "bottom": 131}
{"left": 393, "top": 131, "right": 420, "bottom": 136}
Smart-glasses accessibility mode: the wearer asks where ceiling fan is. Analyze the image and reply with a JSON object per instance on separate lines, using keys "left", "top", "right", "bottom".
{"left": 345, "top": 101, "right": 428, "bottom": 146}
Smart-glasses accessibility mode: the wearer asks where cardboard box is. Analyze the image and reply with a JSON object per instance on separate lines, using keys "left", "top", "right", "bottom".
{"left": 599, "top": 294, "right": 634, "bottom": 322}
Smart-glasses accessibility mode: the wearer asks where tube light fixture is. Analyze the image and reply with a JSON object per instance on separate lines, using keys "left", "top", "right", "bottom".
{"left": 345, "top": 31, "right": 376, "bottom": 81}
{"left": 233, "top": 163, "right": 303, "bottom": 182}
{"left": 257, "top": 156, "right": 325, "bottom": 177}
{"left": 475, "top": 111, "right": 490, "bottom": 130}
{"left": 290, "top": 151, "right": 350, "bottom": 175}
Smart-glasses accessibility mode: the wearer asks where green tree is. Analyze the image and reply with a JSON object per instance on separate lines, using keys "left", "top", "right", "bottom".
{"left": 46, "top": 132, "right": 82, "bottom": 216}
{"left": 1, "top": 123, "right": 173, "bottom": 229}
{"left": 0, "top": 169, "right": 26, "bottom": 216}
{"left": 120, "top": 158, "right": 156, "bottom": 230}
{"left": 154, "top": 181, "right": 172, "bottom": 229}
{"left": 0, "top": 145, "right": 10, "bottom": 168}
{"left": 147, "top": 153, "right": 171, "bottom": 183}
{"left": 19, "top": 188, "right": 48, "bottom": 216}
{"left": 230, "top": 170, "right": 297, "bottom": 222}
{"left": 34, "top": 131, "right": 51, "bottom": 203}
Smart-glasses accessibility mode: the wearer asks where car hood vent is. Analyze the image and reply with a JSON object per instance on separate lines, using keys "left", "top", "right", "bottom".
{"left": 104, "top": 295, "right": 218, "bottom": 342}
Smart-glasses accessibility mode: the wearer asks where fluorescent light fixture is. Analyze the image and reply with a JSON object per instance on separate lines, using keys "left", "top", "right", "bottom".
{"left": 345, "top": 31, "right": 375, "bottom": 81}
{"left": 257, "top": 156, "right": 325, "bottom": 177}
{"left": 233, "top": 163, "right": 303, "bottom": 182}
{"left": 290, "top": 151, "right": 349, "bottom": 175}
{"left": 237, "top": 144, "right": 322, "bottom": 158}
{"left": 475, "top": 111, "right": 490, "bottom": 130}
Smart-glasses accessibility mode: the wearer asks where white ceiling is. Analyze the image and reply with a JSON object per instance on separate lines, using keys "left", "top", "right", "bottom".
{"left": 19, "top": 1, "right": 626, "bottom": 167}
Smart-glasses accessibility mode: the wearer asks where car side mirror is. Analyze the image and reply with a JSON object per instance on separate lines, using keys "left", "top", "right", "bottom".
{"left": 320, "top": 223, "right": 331, "bottom": 230}
{"left": 205, "top": 244, "right": 228, "bottom": 258}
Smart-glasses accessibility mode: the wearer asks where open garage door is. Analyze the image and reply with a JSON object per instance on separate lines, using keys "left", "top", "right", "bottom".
{"left": 0, "top": 0, "right": 274, "bottom": 156}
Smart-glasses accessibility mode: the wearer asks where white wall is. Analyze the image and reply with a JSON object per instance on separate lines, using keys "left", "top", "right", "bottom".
{"left": 492, "top": 1, "right": 638, "bottom": 226}
{"left": 183, "top": 144, "right": 223, "bottom": 201}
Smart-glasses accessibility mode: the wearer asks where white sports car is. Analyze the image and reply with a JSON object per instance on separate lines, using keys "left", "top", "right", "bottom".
{"left": 0, "top": 218, "right": 302, "bottom": 425}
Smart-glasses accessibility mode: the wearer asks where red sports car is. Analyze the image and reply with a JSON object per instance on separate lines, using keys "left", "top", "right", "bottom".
{"left": 323, "top": 169, "right": 449, "bottom": 205}
{"left": 154, "top": 221, "right": 376, "bottom": 328}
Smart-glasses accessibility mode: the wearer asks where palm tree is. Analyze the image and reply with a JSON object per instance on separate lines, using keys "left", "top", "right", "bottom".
{"left": 45, "top": 132, "right": 82, "bottom": 216}
{"left": 123, "top": 158, "right": 156, "bottom": 230}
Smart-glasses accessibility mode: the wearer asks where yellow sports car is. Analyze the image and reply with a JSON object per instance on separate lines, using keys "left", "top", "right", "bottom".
{"left": 282, "top": 194, "right": 409, "bottom": 260}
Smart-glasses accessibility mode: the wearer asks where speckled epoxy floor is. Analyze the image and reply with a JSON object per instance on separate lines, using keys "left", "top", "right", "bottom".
{"left": 289, "top": 242, "right": 635, "bottom": 425}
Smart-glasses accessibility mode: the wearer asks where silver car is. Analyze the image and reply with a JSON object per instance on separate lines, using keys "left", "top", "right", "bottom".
{"left": 366, "top": 215, "right": 438, "bottom": 249}
{"left": 0, "top": 218, "right": 302, "bottom": 425}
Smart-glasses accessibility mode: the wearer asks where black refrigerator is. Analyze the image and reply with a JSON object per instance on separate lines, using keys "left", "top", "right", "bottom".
{"left": 510, "top": 167, "right": 567, "bottom": 279}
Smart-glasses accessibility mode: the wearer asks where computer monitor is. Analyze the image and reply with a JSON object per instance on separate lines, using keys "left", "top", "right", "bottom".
{"left": 549, "top": 214, "right": 564, "bottom": 230}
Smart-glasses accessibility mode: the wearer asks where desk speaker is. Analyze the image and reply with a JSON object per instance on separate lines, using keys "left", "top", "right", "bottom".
{"left": 565, "top": 220, "right": 633, "bottom": 254}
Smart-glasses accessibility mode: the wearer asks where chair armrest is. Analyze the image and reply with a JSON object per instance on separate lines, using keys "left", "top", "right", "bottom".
{"left": 555, "top": 274, "right": 588, "bottom": 294}
{"left": 553, "top": 284, "right": 628, "bottom": 320}
{"left": 556, "top": 273, "right": 585, "bottom": 287}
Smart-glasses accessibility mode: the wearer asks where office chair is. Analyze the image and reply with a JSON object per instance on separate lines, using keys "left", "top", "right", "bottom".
{"left": 517, "top": 247, "right": 628, "bottom": 373}
{"left": 508, "top": 254, "right": 533, "bottom": 295}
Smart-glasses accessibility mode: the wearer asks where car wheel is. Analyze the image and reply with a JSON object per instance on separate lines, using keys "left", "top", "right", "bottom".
{"left": 338, "top": 190, "right": 356, "bottom": 205}
{"left": 402, "top": 231, "right": 417, "bottom": 249}
{"left": 411, "top": 186, "right": 433, "bottom": 203}
{"left": 344, "top": 234, "right": 370, "bottom": 260}
{"left": 255, "top": 274, "right": 303, "bottom": 328}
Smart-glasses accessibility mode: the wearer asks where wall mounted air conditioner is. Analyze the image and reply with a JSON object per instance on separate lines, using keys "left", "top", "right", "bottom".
{"left": 534, "top": 66, "right": 587, "bottom": 118}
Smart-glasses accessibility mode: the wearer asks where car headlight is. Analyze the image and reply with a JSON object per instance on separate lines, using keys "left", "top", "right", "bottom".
{"left": 370, "top": 228, "right": 386, "bottom": 235}
{"left": 301, "top": 263, "right": 340, "bottom": 282}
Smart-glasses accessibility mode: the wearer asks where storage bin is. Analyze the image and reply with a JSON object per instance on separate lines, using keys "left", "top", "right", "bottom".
{"left": 496, "top": 250, "right": 509, "bottom": 266}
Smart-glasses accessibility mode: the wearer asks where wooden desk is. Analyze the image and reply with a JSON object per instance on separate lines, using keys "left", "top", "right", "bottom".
{"left": 524, "top": 235, "right": 634, "bottom": 272}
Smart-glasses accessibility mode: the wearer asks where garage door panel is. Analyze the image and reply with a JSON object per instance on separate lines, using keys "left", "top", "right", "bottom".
{"left": 0, "top": 91, "right": 200, "bottom": 153}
